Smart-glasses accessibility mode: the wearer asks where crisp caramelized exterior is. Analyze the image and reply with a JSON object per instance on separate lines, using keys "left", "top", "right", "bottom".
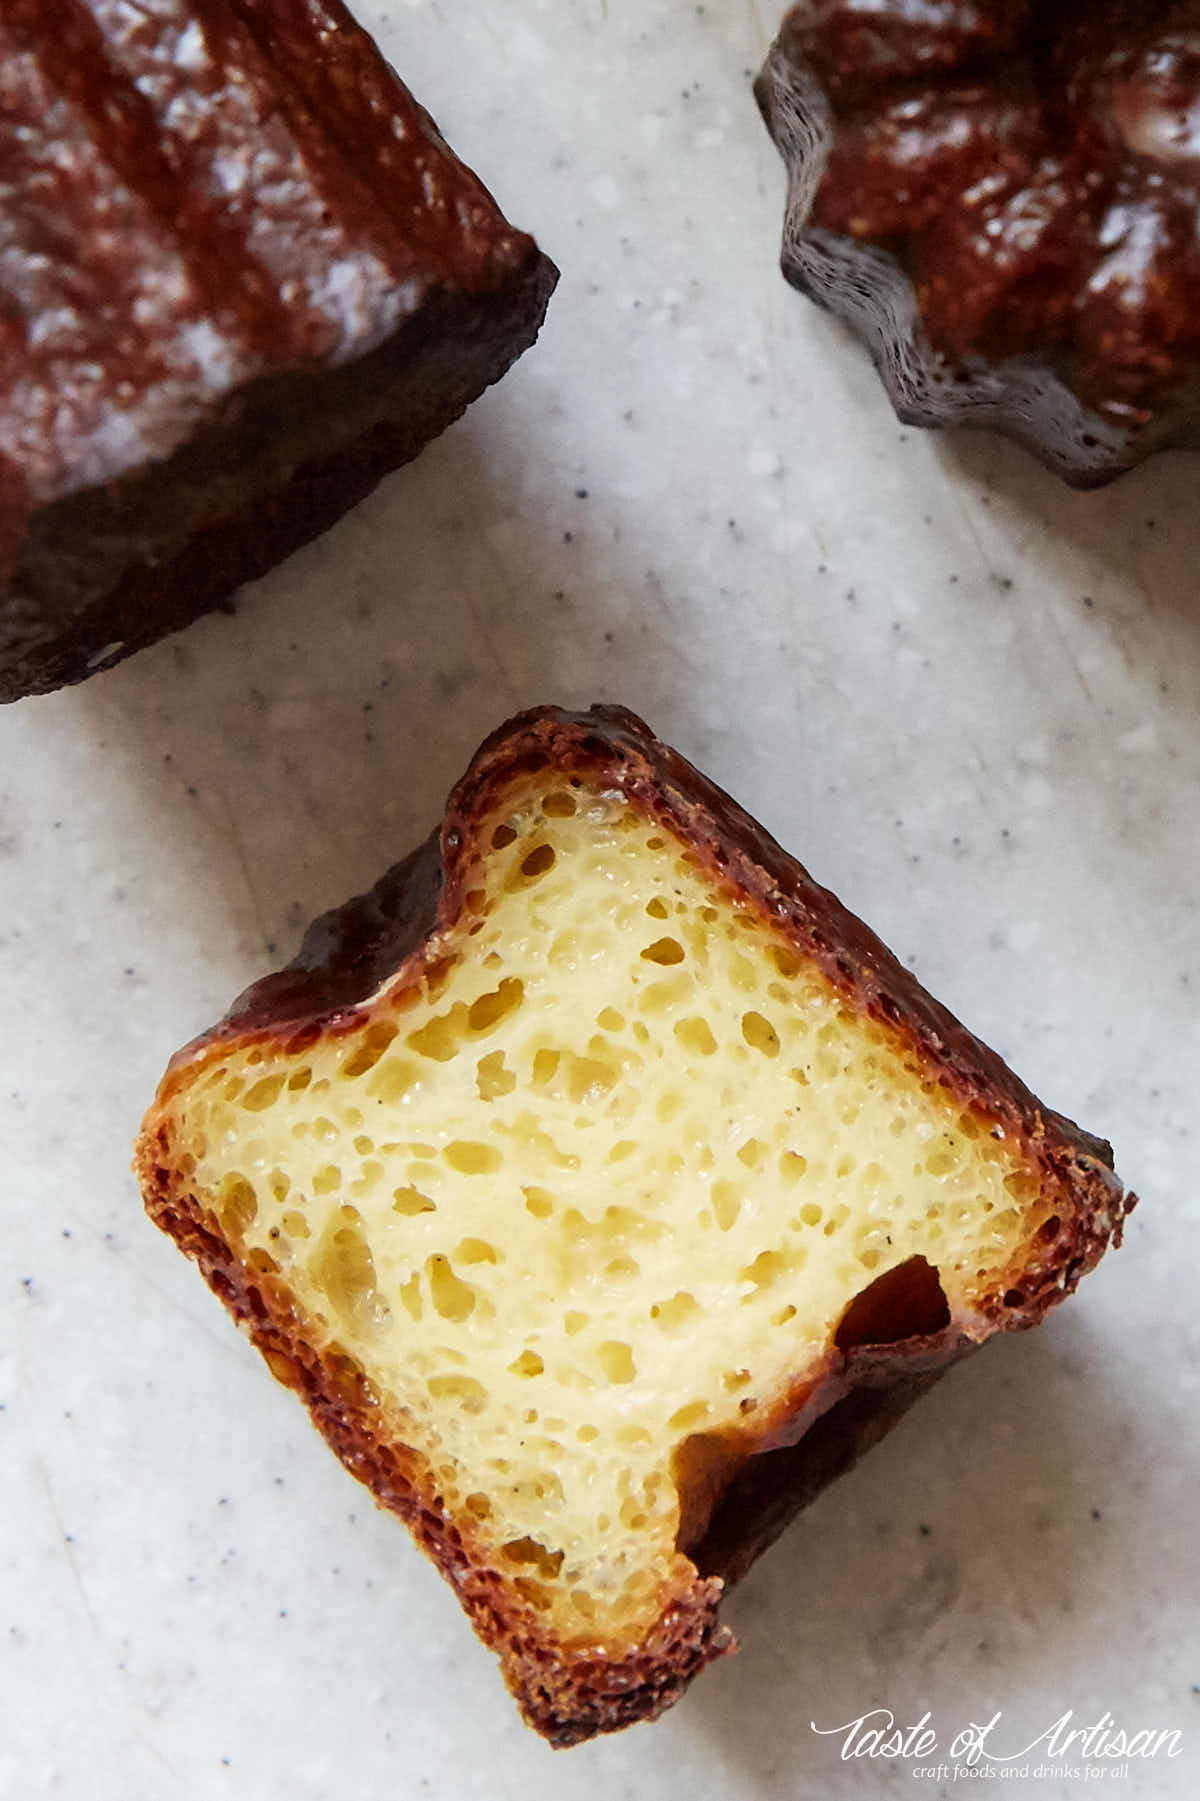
{"left": 758, "top": 1, "right": 1200, "bottom": 485}
{"left": 0, "top": 0, "right": 556, "bottom": 700}
{"left": 137, "top": 706, "right": 1134, "bottom": 1745}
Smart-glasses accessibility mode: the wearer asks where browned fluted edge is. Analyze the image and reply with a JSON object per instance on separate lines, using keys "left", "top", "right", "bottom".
{"left": 137, "top": 704, "right": 1135, "bottom": 1744}
{"left": 1, "top": 265, "right": 556, "bottom": 701}
{"left": 752, "top": 28, "right": 1200, "bottom": 488}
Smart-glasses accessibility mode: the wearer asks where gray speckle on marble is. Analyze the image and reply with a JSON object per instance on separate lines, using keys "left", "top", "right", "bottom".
{"left": 1, "top": 4, "right": 1198, "bottom": 1799}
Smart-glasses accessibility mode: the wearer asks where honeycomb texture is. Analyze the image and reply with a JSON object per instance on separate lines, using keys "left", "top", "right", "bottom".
{"left": 169, "top": 779, "right": 1054, "bottom": 1644}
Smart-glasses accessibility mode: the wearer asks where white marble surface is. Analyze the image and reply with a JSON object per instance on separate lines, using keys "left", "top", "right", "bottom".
{"left": 2, "top": 4, "right": 1199, "bottom": 1798}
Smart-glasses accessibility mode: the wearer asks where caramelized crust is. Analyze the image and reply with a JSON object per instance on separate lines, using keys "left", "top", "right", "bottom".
{"left": 0, "top": 0, "right": 556, "bottom": 699}
{"left": 759, "top": 1, "right": 1200, "bottom": 483}
{"left": 137, "top": 706, "right": 1134, "bottom": 1745}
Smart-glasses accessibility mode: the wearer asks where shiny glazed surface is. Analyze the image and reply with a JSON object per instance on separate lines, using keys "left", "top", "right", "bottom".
{"left": 785, "top": 0, "right": 1200, "bottom": 427}
{"left": 0, "top": 0, "right": 538, "bottom": 508}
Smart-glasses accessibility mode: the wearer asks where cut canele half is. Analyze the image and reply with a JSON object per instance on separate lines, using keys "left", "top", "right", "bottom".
{"left": 136, "top": 704, "right": 1133, "bottom": 1745}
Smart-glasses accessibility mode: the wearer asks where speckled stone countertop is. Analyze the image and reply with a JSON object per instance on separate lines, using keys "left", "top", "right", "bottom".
{"left": 2, "top": 5, "right": 1198, "bottom": 1799}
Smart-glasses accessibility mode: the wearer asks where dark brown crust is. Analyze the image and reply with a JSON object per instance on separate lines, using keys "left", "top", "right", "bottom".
{"left": 0, "top": 0, "right": 556, "bottom": 700}
{"left": 755, "top": 9, "right": 1200, "bottom": 487}
{"left": 694, "top": 1349, "right": 964, "bottom": 1587}
{"left": 135, "top": 1144, "right": 736, "bottom": 1745}
{"left": 138, "top": 704, "right": 1135, "bottom": 1745}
